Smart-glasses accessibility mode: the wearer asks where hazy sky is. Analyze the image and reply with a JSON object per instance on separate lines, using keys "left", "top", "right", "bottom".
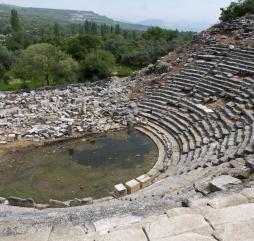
{"left": 2, "top": 0, "right": 233, "bottom": 25}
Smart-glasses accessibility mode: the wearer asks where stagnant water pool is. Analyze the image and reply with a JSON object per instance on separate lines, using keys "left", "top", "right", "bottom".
{"left": 0, "top": 129, "right": 158, "bottom": 203}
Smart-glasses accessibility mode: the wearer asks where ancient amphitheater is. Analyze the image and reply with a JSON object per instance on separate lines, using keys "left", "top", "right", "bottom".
{"left": 0, "top": 14, "right": 254, "bottom": 241}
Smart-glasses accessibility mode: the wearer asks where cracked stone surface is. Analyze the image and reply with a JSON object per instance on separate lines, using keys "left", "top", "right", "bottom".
{"left": 2, "top": 190, "right": 254, "bottom": 241}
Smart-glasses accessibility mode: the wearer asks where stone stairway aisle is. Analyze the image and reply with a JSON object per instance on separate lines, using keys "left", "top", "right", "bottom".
{"left": 2, "top": 187, "right": 254, "bottom": 241}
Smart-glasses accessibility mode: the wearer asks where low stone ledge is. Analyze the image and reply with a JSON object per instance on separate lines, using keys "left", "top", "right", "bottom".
{"left": 241, "top": 188, "right": 254, "bottom": 202}
{"left": 49, "top": 199, "right": 69, "bottom": 208}
{"left": 209, "top": 175, "right": 242, "bottom": 191}
{"left": 35, "top": 203, "right": 50, "bottom": 210}
{"left": 135, "top": 125, "right": 169, "bottom": 180}
{"left": 69, "top": 197, "right": 93, "bottom": 207}
{"left": 7, "top": 197, "right": 35, "bottom": 208}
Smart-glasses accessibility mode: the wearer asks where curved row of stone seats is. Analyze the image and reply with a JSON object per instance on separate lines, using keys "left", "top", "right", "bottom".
{"left": 142, "top": 87, "right": 233, "bottom": 141}
{"left": 139, "top": 105, "right": 197, "bottom": 153}
{"left": 144, "top": 80, "right": 252, "bottom": 134}
{"left": 190, "top": 75, "right": 251, "bottom": 103}
{"left": 217, "top": 48, "right": 254, "bottom": 76}
{"left": 138, "top": 48, "right": 254, "bottom": 175}
{"left": 139, "top": 99, "right": 226, "bottom": 162}
{"left": 176, "top": 123, "right": 254, "bottom": 174}
{"left": 138, "top": 109, "right": 192, "bottom": 155}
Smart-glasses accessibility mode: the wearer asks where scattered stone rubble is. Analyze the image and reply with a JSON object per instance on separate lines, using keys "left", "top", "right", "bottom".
{"left": 0, "top": 77, "right": 139, "bottom": 145}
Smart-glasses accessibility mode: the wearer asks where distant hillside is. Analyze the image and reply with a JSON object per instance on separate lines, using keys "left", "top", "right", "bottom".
{"left": 138, "top": 19, "right": 169, "bottom": 28}
{"left": 138, "top": 18, "right": 214, "bottom": 32}
{"left": 0, "top": 3, "right": 148, "bottom": 31}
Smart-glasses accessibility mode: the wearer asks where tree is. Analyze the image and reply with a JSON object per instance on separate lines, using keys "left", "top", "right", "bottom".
{"left": 0, "top": 46, "right": 15, "bottom": 70}
{"left": 10, "top": 9, "right": 20, "bottom": 32}
{"left": 0, "top": 64, "right": 6, "bottom": 79}
{"left": 142, "top": 27, "right": 178, "bottom": 41}
{"left": 80, "top": 50, "right": 115, "bottom": 81}
{"left": 115, "top": 24, "right": 121, "bottom": 35}
{"left": 220, "top": 0, "right": 254, "bottom": 21}
{"left": 53, "top": 22, "right": 60, "bottom": 36}
{"left": 11, "top": 43, "right": 78, "bottom": 85}
{"left": 64, "top": 35, "right": 103, "bottom": 61}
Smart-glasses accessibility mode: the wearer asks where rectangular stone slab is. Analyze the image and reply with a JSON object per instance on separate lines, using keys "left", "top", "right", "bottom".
{"left": 144, "top": 214, "right": 213, "bottom": 240}
{"left": 97, "top": 228, "right": 147, "bottom": 241}
{"left": 48, "top": 226, "right": 88, "bottom": 241}
{"left": 114, "top": 183, "right": 127, "bottom": 197}
{"left": 125, "top": 179, "right": 141, "bottom": 194}
{"left": 1, "top": 228, "right": 52, "bottom": 241}
{"left": 136, "top": 175, "right": 152, "bottom": 189}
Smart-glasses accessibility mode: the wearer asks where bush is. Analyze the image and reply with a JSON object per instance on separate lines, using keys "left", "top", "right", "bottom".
{"left": 64, "top": 35, "right": 103, "bottom": 61}
{"left": 11, "top": 43, "right": 78, "bottom": 85}
{"left": 220, "top": 0, "right": 254, "bottom": 21}
{"left": 0, "top": 64, "right": 6, "bottom": 79}
{"left": 0, "top": 46, "right": 15, "bottom": 69}
{"left": 80, "top": 50, "right": 115, "bottom": 81}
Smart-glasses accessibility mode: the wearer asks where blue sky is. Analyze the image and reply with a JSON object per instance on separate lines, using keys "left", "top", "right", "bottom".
{"left": 1, "top": 0, "right": 234, "bottom": 30}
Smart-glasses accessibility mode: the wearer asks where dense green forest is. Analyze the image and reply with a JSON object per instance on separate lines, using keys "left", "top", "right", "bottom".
{"left": 0, "top": 8, "right": 193, "bottom": 90}
{"left": 220, "top": 0, "right": 254, "bottom": 21}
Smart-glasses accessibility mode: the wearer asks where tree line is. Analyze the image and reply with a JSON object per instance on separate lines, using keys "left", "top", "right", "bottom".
{"left": 0, "top": 9, "right": 193, "bottom": 90}
{"left": 220, "top": 0, "right": 254, "bottom": 21}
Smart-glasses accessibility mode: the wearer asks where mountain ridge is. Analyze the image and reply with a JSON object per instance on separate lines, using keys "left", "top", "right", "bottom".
{"left": 0, "top": 3, "right": 148, "bottom": 31}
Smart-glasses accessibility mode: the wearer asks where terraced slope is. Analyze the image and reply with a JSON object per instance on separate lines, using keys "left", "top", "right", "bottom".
{"left": 137, "top": 14, "right": 254, "bottom": 178}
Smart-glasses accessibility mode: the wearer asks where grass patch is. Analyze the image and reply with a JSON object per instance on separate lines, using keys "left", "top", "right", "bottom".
{"left": 112, "top": 65, "right": 136, "bottom": 77}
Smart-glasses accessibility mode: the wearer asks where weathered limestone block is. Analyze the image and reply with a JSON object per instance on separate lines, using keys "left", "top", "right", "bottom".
{"left": 205, "top": 203, "right": 254, "bottom": 227}
{"left": 125, "top": 179, "right": 140, "bottom": 194}
{"left": 186, "top": 198, "right": 211, "bottom": 208}
{"left": 96, "top": 228, "right": 147, "bottom": 241}
{"left": 144, "top": 214, "right": 213, "bottom": 240}
{"left": 136, "top": 175, "right": 151, "bottom": 189}
{"left": 209, "top": 175, "right": 241, "bottom": 191}
{"left": 94, "top": 215, "right": 142, "bottom": 235}
{"left": 213, "top": 219, "right": 254, "bottom": 241}
{"left": 114, "top": 184, "right": 127, "bottom": 197}
{"left": 70, "top": 198, "right": 93, "bottom": 207}
{"left": 48, "top": 226, "right": 88, "bottom": 241}
{"left": 208, "top": 193, "right": 248, "bottom": 209}
{"left": 241, "top": 188, "right": 254, "bottom": 202}
{"left": 7, "top": 197, "right": 35, "bottom": 208}
{"left": 206, "top": 203, "right": 254, "bottom": 241}
{"left": 194, "top": 177, "right": 213, "bottom": 195}
{"left": 228, "top": 166, "right": 251, "bottom": 179}
{"left": 229, "top": 158, "right": 246, "bottom": 168}
{"left": 156, "top": 233, "right": 217, "bottom": 241}
{"left": 166, "top": 207, "right": 197, "bottom": 218}
{"left": 35, "top": 203, "right": 50, "bottom": 210}
{"left": 49, "top": 199, "right": 69, "bottom": 208}
{"left": 1, "top": 229, "right": 52, "bottom": 241}
{"left": 246, "top": 156, "right": 254, "bottom": 169}
{"left": 81, "top": 197, "right": 93, "bottom": 205}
